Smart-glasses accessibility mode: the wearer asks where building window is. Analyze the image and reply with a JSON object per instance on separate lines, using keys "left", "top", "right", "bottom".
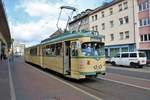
{"left": 143, "top": 2, "right": 146, "bottom": 10}
{"left": 123, "top": 2, "right": 128, "bottom": 9}
{"left": 95, "top": 15, "right": 98, "bottom": 20}
{"left": 144, "top": 34, "right": 148, "bottom": 41}
{"left": 119, "top": 18, "right": 123, "bottom": 25}
{"left": 102, "top": 23, "right": 105, "bottom": 30}
{"left": 109, "top": 8, "right": 113, "bottom": 15}
{"left": 124, "top": 16, "right": 129, "bottom": 23}
{"left": 146, "top": 2, "right": 149, "bottom": 9}
{"left": 148, "top": 19, "right": 150, "bottom": 24}
{"left": 122, "top": 47, "right": 128, "bottom": 52}
{"left": 110, "top": 34, "right": 114, "bottom": 41}
{"left": 139, "top": 2, "right": 150, "bottom": 11}
{"left": 92, "top": 26, "right": 94, "bottom": 31}
{"left": 92, "top": 16, "right": 94, "bottom": 21}
{"left": 119, "top": 4, "right": 122, "bottom": 11}
{"left": 139, "top": 4, "right": 142, "bottom": 11}
{"left": 144, "top": 19, "right": 147, "bottom": 25}
{"left": 140, "top": 35, "right": 143, "bottom": 41}
{"left": 148, "top": 34, "right": 150, "bottom": 41}
{"left": 119, "top": 32, "right": 124, "bottom": 40}
{"left": 125, "top": 31, "right": 129, "bottom": 39}
{"left": 139, "top": 19, "right": 142, "bottom": 26}
{"left": 110, "top": 20, "right": 114, "bottom": 28}
{"left": 101, "top": 11, "right": 104, "bottom": 18}
{"left": 141, "top": 34, "right": 150, "bottom": 41}
{"left": 95, "top": 25, "right": 98, "bottom": 31}
{"left": 139, "top": 18, "right": 150, "bottom": 26}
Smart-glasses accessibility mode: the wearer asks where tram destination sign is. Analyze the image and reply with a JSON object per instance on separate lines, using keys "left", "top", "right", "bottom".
{"left": 91, "top": 37, "right": 102, "bottom": 42}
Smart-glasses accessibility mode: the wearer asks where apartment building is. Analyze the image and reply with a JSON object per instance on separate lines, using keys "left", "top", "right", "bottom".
{"left": 68, "top": 0, "right": 150, "bottom": 63}
{"left": 69, "top": 9, "right": 93, "bottom": 32}
{"left": 0, "top": 0, "right": 11, "bottom": 57}
{"left": 89, "top": 0, "right": 138, "bottom": 57}
{"left": 136, "top": 0, "right": 150, "bottom": 63}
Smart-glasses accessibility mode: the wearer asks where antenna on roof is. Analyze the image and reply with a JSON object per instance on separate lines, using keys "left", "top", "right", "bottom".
{"left": 56, "top": 6, "right": 77, "bottom": 32}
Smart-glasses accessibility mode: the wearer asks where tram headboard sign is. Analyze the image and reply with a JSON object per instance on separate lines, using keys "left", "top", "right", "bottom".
{"left": 91, "top": 37, "right": 102, "bottom": 42}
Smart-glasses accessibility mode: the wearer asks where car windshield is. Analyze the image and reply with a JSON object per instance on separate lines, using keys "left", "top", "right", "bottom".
{"left": 139, "top": 53, "right": 146, "bottom": 57}
{"left": 81, "top": 42, "right": 104, "bottom": 57}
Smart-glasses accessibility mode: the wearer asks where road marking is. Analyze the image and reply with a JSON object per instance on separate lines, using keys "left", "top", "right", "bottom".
{"left": 31, "top": 66, "right": 102, "bottom": 100}
{"left": 107, "top": 72, "right": 150, "bottom": 82}
{"left": 98, "top": 77, "right": 150, "bottom": 91}
{"left": 8, "top": 61, "right": 16, "bottom": 100}
{"left": 107, "top": 66, "right": 150, "bottom": 73}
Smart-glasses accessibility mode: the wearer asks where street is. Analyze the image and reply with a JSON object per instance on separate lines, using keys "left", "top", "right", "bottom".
{"left": 9, "top": 57, "right": 150, "bottom": 100}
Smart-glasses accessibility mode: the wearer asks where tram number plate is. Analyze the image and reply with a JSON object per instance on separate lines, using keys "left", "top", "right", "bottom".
{"left": 93, "top": 65, "right": 102, "bottom": 70}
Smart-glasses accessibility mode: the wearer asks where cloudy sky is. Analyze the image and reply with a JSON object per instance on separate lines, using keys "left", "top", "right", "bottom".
{"left": 4, "top": 0, "right": 112, "bottom": 47}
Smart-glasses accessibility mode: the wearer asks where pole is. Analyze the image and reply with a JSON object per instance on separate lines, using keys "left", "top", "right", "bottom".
{"left": 11, "top": 39, "right": 14, "bottom": 61}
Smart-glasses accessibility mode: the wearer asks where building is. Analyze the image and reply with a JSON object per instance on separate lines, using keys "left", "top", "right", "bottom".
{"left": 68, "top": 0, "right": 150, "bottom": 63}
{"left": 0, "top": 0, "right": 11, "bottom": 58}
{"left": 136, "top": 0, "right": 150, "bottom": 63}
{"left": 89, "top": 0, "right": 139, "bottom": 57}
{"left": 13, "top": 42, "right": 25, "bottom": 56}
{"left": 69, "top": 9, "right": 93, "bottom": 32}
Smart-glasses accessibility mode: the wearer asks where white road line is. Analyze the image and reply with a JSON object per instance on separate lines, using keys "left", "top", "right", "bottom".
{"left": 107, "top": 66, "right": 150, "bottom": 73}
{"left": 98, "top": 77, "right": 150, "bottom": 91}
{"left": 107, "top": 73, "right": 150, "bottom": 82}
{"left": 8, "top": 60, "right": 16, "bottom": 100}
{"left": 31, "top": 66, "right": 102, "bottom": 100}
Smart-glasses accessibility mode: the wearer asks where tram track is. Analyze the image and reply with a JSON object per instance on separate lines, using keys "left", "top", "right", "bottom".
{"left": 62, "top": 77, "right": 150, "bottom": 100}
{"left": 28, "top": 63, "right": 150, "bottom": 100}
{"left": 72, "top": 78, "right": 121, "bottom": 100}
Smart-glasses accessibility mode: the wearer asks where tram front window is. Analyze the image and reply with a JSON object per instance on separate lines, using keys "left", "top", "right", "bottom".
{"left": 81, "top": 42, "right": 104, "bottom": 57}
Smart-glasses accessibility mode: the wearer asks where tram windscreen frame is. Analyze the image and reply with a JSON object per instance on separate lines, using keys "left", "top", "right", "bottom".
{"left": 81, "top": 42, "right": 105, "bottom": 57}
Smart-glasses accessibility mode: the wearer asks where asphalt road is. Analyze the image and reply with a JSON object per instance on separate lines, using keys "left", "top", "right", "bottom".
{"left": 10, "top": 57, "right": 150, "bottom": 100}
{"left": 106, "top": 64, "right": 150, "bottom": 80}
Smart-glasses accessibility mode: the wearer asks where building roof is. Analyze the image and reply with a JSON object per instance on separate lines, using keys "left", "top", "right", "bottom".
{"left": 90, "top": 0, "right": 124, "bottom": 15}
{"left": 0, "top": 0, "right": 11, "bottom": 48}
{"left": 69, "top": 9, "right": 93, "bottom": 25}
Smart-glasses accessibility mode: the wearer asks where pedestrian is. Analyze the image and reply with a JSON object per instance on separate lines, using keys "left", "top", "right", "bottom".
{"left": 0, "top": 47, "right": 6, "bottom": 60}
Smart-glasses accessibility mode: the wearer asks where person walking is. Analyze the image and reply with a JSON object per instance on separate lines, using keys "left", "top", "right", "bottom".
{"left": 0, "top": 46, "right": 6, "bottom": 60}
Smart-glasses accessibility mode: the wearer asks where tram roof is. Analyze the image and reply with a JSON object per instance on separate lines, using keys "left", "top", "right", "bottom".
{"left": 41, "top": 31, "right": 104, "bottom": 44}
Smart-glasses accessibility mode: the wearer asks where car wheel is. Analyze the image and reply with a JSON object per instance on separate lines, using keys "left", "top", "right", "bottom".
{"left": 111, "top": 62, "right": 116, "bottom": 66}
{"left": 138, "top": 65, "right": 143, "bottom": 68}
{"left": 130, "top": 62, "right": 137, "bottom": 68}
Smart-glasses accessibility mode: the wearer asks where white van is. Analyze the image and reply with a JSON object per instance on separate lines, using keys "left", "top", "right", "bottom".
{"left": 110, "top": 52, "right": 147, "bottom": 68}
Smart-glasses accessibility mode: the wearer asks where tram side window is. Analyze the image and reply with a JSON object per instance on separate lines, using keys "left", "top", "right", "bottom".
{"left": 45, "top": 45, "right": 51, "bottom": 56}
{"left": 42, "top": 47, "right": 46, "bottom": 56}
{"left": 55, "top": 43, "right": 62, "bottom": 56}
{"left": 30, "top": 48, "right": 37, "bottom": 56}
{"left": 50, "top": 44, "right": 56, "bottom": 56}
{"left": 71, "top": 42, "right": 78, "bottom": 56}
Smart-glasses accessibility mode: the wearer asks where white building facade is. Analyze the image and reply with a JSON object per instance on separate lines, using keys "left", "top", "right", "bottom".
{"left": 89, "top": 0, "right": 138, "bottom": 57}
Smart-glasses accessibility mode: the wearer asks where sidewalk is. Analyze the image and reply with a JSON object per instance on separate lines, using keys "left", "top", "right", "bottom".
{"left": 0, "top": 60, "right": 11, "bottom": 100}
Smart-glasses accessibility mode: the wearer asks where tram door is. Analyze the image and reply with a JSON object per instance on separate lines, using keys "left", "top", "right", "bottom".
{"left": 64, "top": 41, "right": 71, "bottom": 75}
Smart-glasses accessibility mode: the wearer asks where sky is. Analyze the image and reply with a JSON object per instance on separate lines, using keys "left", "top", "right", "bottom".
{"left": 4, "top": 0, "right": 112, "bottom": 47}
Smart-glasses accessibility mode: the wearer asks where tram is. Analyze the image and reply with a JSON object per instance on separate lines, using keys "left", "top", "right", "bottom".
{"left": 25, "top": 6, "right": 106, "bottom": 79}
{"left": 25, "top": 31, "right": 106, "bottom": 79}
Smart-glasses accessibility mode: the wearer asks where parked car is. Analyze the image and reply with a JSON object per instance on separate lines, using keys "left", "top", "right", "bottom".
{"left": 110, "top": 52, "right": 147, "bottom": 68}
{"left": 105, "top": 56, "right": 111, "bottom": 63}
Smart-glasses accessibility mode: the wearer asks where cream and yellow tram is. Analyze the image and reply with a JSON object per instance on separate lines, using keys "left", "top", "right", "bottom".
{"left": 25, "top": 31, "right": 106, "bottom": 79}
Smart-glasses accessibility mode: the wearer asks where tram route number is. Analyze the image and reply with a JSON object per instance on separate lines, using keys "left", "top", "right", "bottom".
{"left": 93, "top": 64, "right": 102, "bottom": 70}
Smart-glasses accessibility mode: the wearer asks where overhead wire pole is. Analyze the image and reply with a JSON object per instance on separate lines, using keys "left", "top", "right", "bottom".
{"left": 56, "top": 6, "right": 76, "bottom": 32}
{"left": 65, "top": 10, "right": 74, "bottom": 31}
{"left": 56, "top": 8, "right": 63, "bottom": 31}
